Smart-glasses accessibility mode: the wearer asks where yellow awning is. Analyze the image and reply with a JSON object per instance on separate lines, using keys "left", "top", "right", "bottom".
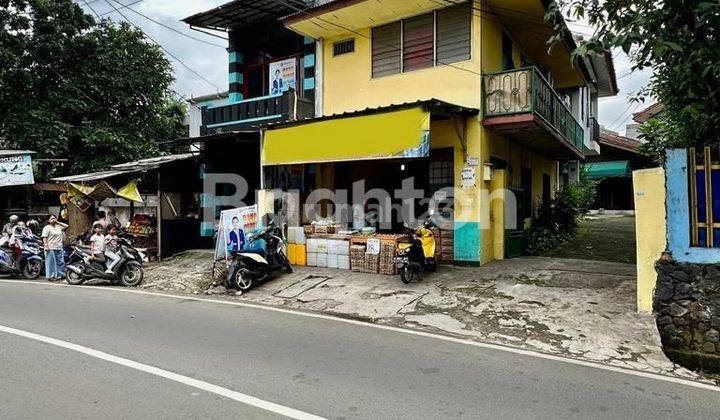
{"left": 262, "top": 107, "right": 431, "bottom": 166}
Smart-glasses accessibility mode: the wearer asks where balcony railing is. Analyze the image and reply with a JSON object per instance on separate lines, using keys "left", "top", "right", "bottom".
{"left": 201, "top": 89, "right": 314, "bottom": 135}
{"left": 483, "top": 67, "right": 584, "bottom": 153}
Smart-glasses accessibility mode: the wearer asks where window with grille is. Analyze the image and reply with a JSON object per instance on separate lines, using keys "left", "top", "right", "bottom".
{"left": 689, "top": 146, "right": 720, "bottom": 247}
{"left": 371, "top": 2, "right": 471, "bottom": 78}
{"left": 333, "top": 39, "right": 355, "bottom": 56}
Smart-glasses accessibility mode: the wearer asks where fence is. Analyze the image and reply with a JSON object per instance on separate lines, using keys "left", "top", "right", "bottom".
{"left": 689, "top": 146, "right": 720, "bottom": 247}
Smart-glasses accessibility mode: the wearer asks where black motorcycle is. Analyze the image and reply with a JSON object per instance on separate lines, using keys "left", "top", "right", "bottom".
{"left": 65, "top": 237, "right": 145, "bottom": 287}
{"left": 395, "top": 215, "right": 437, "bottom": 284}
{"left": 227, "top": 221, "right": 292, "bottom": 292}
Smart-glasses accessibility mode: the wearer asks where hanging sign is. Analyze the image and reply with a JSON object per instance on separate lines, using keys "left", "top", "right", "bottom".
{"left": 0, "top": 154, "right": 34, "bottom": 187}
{"left": 269, "top": 58, "right": 297, "bottom": 95}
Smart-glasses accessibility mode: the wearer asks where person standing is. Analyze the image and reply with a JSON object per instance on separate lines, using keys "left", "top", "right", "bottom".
{"left": 41, "top": 215, "right": 67, "bottom": 281}
{"left": 107, "top": 208, "right": 122, "bottom": 230}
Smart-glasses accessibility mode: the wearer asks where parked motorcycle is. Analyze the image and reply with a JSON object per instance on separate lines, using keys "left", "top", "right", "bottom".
{"left": 65, "top": 237, "right": 145, "bottom": 287}
{"left": 227, "top": 220, "right": 292, "bottom": 292}
{"left": 0, "top": 233, "right": 44, "bottom": 279}
{"left": 395, "top": 214, "right": 437, "bottom": 284}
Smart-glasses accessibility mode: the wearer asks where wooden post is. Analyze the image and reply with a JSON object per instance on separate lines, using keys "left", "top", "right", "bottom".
{"left": 156, "top": 171, "right": 162, "bottom": 262}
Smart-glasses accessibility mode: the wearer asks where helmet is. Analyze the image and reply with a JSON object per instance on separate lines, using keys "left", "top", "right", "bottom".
{"left": 9, "top": 215, "right": 19, "bottom": 223}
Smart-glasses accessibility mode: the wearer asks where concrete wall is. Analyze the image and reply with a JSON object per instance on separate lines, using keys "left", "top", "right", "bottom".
{"left": 633, "top": 167, "right": 667, "bottom": 313}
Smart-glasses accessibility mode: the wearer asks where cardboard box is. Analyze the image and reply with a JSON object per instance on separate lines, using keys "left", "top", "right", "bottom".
{"left": 336, "top": 240, "right": 350, "bottom": 256}
{"left": 338, "top": 255, "right": 350, "bottom": 270}
{"left": 317, "top": 253, "right": 328, "bottom": 268}
{"left": 306, "top": 238, "right": 318, "bottom": 253}
{"left": 316, "top": 239, "right": 328, "bottom": 254}
{"left": 327, "top": 253, "right": 339, "bottom": 269}
{"left": 306, "top": 252, "right": 318, "bottom": 267}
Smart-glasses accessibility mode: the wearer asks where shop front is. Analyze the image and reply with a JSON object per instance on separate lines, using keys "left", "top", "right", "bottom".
{"left": 52, "top": 154, "right": 203, "bottom": 260}
{"left": 260, "top": 100, "right": 479, "bottom": 273}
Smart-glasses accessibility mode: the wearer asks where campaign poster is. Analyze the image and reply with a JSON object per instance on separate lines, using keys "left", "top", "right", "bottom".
{"left": 268, "top": 58, "right": 297, "bottom": 95}
{"left": 0, "top": 154, "right": 34, "bottom": 187}
{"left": 215, "top": 205, "right": 259, "bottom": 260}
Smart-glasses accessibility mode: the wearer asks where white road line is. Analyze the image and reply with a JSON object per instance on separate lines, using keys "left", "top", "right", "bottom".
{"left": 1, "top": 279, "right": 719, "bottom": 392}
{"left": 0, "top": 323, "right": 325, "bottom": 420}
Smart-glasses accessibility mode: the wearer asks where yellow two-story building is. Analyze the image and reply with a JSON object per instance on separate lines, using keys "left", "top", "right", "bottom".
{"left": 186, "top": 0, "right": 617, "bottom": 265}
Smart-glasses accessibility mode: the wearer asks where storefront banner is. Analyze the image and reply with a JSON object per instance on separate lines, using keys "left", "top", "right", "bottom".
{"left": 215, "top": 205, "right": 259, "bottom": 260}
{"left": 269, "top": 58, "right": 297, "bottom": 95}
{"left": 0, "top": 154, "right": 34, "bottom": 187}
{"left": 263, "top": 107, "right": 432, "bottom": 165}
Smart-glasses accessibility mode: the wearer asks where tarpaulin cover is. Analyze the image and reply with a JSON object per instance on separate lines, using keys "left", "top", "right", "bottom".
{"left": 583, "top": 160, "right": 631, "bottom": 179}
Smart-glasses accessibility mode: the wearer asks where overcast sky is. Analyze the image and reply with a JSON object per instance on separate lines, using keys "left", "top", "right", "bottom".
{"left": 79, "top": 0, "right": 653, "bottom": 135}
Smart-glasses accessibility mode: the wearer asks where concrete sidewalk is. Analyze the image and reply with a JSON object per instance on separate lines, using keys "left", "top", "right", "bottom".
{"left": 142, "top": 252, "right": 702, "bottom": 381}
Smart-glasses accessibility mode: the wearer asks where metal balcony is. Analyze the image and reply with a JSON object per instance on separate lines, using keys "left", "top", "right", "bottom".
{"left": 201, "top": 89, "right": 314, "bottom": 135}
{"left": 482, "top": 67, "right": 584, "bottom": 159}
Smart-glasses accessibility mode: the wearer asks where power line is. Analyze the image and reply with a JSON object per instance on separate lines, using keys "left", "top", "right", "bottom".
{"left": 105, "top": 0, "right": 226, "bottom": 48}
{"left": 101, "top": 0, "right": 221, "bottom": 91}
{"left": 608, "top": 100, "right": 643, "bottom": 130}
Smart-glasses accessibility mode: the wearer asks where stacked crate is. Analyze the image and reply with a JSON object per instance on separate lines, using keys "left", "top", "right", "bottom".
{"left": 438, "top": 229, "right": 454, "bottom": 263}
{"left": 350, "top": 245, "right": 365, "bottom": 272}
{"left": 378, "top": 242, "right": 397, "bottom": 275}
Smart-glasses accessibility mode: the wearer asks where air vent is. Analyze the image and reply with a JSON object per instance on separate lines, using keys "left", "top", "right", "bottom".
{"left": 333, "top": 39, "right": 355, "bottom": 56}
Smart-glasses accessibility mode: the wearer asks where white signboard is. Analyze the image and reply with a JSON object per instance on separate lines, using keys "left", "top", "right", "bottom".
{"left": 0, "top": 154, "right": 34, "bottom": 187}
{"left": 365, "top": 238, "right": 381, "bottom": 255}
{"left": 461, "top": 167, "right": 476, "bottom": 188}
{"left": 215, "top": 205, "right": 259, "bottom": 260}
{"left": 269, "top": 58, "right": 297, "bottom": 95}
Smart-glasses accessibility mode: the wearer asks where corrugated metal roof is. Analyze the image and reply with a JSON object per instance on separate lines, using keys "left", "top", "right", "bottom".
{"left": 264, "top": 99, "right": 479, "bottom": 130}
{"left": 0, "top": 150, "right": 35, "bottom": 157}
{"left": 51, "top": 153, "right": 197, "bottom": 183}
{"left": 183, "top": 0, "right": 311, "bottom": 31}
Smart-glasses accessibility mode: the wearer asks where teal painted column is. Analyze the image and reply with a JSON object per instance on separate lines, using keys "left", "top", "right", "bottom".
{"left": 228, "top": 49, "right": 244, "bottom": 102}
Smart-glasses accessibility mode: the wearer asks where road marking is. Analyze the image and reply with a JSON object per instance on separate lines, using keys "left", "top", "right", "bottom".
{"left": 1, "top": 279, "right": 719, "bottom": 392}
{"left": 0, "top": 323, "right": 325, "bottom": 420}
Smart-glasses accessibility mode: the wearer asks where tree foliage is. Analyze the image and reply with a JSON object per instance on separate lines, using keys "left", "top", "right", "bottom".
{"left": 0, "top": 0, "right": 187, "bottom": 176}
{"left": 547, "top": 0, "right": 720, "bottom": 154}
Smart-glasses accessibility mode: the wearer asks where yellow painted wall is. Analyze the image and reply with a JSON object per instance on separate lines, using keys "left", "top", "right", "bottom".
{"left": 313, "top": 3, "right": 567, "bottom": 264}
{"left": 633, "top": 168, "right": 667, "bottom": 313}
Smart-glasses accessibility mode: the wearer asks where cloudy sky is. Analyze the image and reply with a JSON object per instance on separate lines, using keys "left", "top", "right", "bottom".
{"left": 78, "top": 0, "right": 652, "bottom": 135}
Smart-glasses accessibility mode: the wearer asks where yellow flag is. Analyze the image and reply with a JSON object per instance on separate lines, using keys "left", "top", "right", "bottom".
{"left": 116, "top": 180, "right": 144, "bottom": 203}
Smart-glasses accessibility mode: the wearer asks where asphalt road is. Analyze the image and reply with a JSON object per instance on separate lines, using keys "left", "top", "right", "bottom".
{"left": 0, "top": 280, "right": 718, "bottom": 420}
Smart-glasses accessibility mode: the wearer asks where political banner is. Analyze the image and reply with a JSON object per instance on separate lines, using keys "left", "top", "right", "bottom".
{"left": 214, "top": 205, "right": 259, "bottom": 260}
{"left": 268, "top": 58, "right": 297, "bottom": 95}
{"left": 0, "top": 154, "right": 34, "bottom": 187}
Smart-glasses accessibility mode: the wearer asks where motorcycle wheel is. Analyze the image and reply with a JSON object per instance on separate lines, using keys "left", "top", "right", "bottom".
{"left": 120, "top": 261, "right": 144, "bottom": 287}
{"left": 65, "top": 269, "right": 84, "bottom": 285}
{"left": 22, "top": 260, "right": 42, "bottom": 280}
{"left": 233, "top": 267, "right": 254, "bottom": 291}
{"left": 400, "top": 266, "right": 413, "bottom": 284}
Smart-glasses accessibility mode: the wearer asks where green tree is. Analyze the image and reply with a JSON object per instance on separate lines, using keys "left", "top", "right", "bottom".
{"left": 547, "top": 0, "right": 720, "bottom": 159}
{"left": 0, "top": 0, "right": 187, "bottom": 176}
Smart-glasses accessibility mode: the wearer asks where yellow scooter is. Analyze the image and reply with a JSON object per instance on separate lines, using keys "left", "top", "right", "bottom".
{"left": 395, "top": 215, "right": 437, "bottom": 284}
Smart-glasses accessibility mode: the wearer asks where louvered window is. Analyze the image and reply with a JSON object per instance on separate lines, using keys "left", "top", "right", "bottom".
{"left": 333, "top": 38, "right": 355, "bottom": 56}
{"left": 371, "top": 2, "right": 471, "bottom": 78}
{"left": 372, "top": 22, "right": 402, "bottom": 77}
{"left": 403, "top": 13, "right": 434, "bottom": 71}
{"left": 436, "top": 3, "right": 471, "bottom": 64}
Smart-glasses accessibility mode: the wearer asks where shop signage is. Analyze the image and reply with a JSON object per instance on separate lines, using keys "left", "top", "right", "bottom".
{"left": 461, "top": 167, "right": 476, "bottom": 188}
{"left": 466, "top": 157, "right": 480, "bottom": 166}
{"left": 269, "top": 58, "right": 297, "bottom": 95}
{"left": 365, "top": 238, "right": 381, "bottom": 255}
{"left": 215, "top": 205, "right": 259, "bottom": 260}
{"left": 0, "top": 154, "right": 34, "bottom": 187}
